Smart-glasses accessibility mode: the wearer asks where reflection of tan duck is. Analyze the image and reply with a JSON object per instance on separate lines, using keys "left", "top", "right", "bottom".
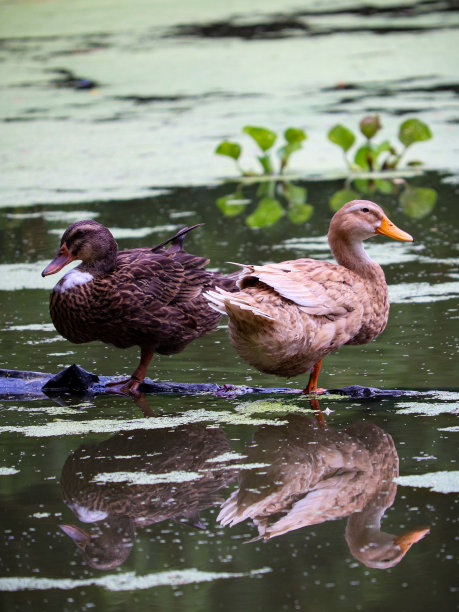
{"left": 207, "top": 200, "right": 413, "bottom": 392}
{"left": 42, "top": 221, "right": 236, "bottom": 395}
{"left": 218, "top": 414, "right": 428, "bottom": 569}
{"left": 59, "top": 425, "right": 236, "bottom": 569}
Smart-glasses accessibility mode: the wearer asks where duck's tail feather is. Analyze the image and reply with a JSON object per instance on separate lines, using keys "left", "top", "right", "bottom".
{"left": 205, "top": 287, "right": 274, "bottom": 320}
{"left": 152, "top": 224, "right": 204, "bottom": 253}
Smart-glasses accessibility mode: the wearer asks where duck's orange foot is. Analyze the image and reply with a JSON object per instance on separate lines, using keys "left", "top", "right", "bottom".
{"left": 105, "top": 377, "right": 142, "bottom": 397}
{"left": 302, "top": 387, "right": 327, "bottom": 395}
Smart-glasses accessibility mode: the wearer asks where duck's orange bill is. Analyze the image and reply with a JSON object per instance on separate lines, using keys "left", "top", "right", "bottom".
{"left": 41, "top": 244, "right": 76, "bottom": 277}
{"left": 394, "top": 526, "right": 430, "bottom": 554}
{"left": 375, "top": 215, "right": 413, "bottom": 241}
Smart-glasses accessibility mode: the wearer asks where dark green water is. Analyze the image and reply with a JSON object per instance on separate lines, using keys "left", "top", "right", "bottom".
{"left": 0, "top": 173, "right": 458, "bottom": 611}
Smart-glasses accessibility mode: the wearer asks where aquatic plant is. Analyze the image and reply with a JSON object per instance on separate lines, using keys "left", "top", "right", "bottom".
{"left": 328, "top": 115, "right": 432, "bottom": 172}
{"left": 329, "top": 177, "right": 437, "bottom": 219}
{"left": 215, "top": 125, "right": 307, "bottom": 176}
{"left": 216, "top": 179, "right": 313, "bottom": 228}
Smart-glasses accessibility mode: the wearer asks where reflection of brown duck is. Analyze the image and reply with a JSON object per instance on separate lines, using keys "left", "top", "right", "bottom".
{"left": 218, "top": 414, "right": 428, "bottom": 569}
{"left": 59, "top": 425, "right": 237, "bottom": 569}
{"left": 206, "top": 201, "right": 413, "bottom": 392}
{"left": 42, "top": 221, "right": 236, "bottom": 395}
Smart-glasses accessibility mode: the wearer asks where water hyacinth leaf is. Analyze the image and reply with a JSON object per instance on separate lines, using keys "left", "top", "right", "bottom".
{"left": 374, "top": 178, "right": 395, "bottom": 194}
{"left": 328, "top": 124, "right": 355, "bottom": 152}
{"left": 216, "top": 194, "right": 249, "bottom": 217}
{"left": 376, "top": 140, "right": 392, "bottom": 155}
{"left": 215, "top": 141, "right": 241, "bottom": 160}
{"left": 288, "top": 203, "right": 314, "bottom": 224}
{"left": 246, "top": 197, "right": 284, "bottom": 228}
{"left": 400, "top": 186, "right": 437, "bottom": 219}
{"left": 399, "top": 118, "right": 432, "bottom": 148}
{"left": 329, "top": 189, "right": 360, "bottom": 211}
{"left": 353, "top": 178, "right": 372, "bottom": 194}
{"left": 257, "top": 154, "right": 274, "bottom": 174}
{"left": 359, "top": 114, "right": 382, "bottom": 140}
{"left": 284, "top": 183, "right": 307, "bottom": 206}
{"left": 284, "top": 127, "right": 307, "bottom": 144}
{"left": 243, "top": 126, "right": 277, "bottom": 152}
{"left": 277, "top": 142, "right": 302, "bottom": 160}
{"left": 354, "top": 145, "right": 375, "bottom": 170}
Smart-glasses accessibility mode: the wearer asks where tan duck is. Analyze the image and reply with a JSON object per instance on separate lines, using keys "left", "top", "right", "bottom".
{"left": 206, "top": 200, "right": 413, "bottom": 392}
{"left": 218, "top": 413, "right": 429, "bottom": 569}
{"left": 42, "top": 220, "right": 236, "bottom": 395}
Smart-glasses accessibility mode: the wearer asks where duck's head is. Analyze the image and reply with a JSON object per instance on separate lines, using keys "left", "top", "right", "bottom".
{"left": 329, "top": 200, "right": 413, "bottom": 244}
{"left": 42, "top": 220, "right": 118, "bottom": 277}
{"left": 347, "top": 525, "right": 430, "bottom": 570}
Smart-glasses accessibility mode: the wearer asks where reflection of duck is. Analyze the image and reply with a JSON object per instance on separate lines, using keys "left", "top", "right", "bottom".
{"left": 207, "top": 200, "right": 413, "bottom": 392}
{"left": 42, "top": 221, "right": 236, "bottom": 395}
{"left": 59, "top": 425, "right": 236, "bottom": 569}
{"left": 218, "top": 414, "right": 428, "bottom": 569}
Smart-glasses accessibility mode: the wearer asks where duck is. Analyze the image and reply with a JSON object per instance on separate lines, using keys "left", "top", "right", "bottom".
{"left": 58, "top": 424, "right": 237, "bottom": 569}
{"left": 218, "top": 413, "right": 429, "bottom": 569}
{"left": 206, "top": 200, "right": 413, "bottom": 393}
{"left": 42, "top": 220, "right": 236, "bottom": 395}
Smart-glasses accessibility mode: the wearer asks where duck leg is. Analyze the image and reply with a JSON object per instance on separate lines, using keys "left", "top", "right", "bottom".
{"left": 106, "top": 347, "right": 155, "bottom": 396}
{"left": 303, "top": 360, "right": 326, "bottom": 395}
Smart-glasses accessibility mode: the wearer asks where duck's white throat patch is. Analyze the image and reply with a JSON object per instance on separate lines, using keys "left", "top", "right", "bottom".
{"left": 55, "top": 269, "right": 93, "bottom": 293}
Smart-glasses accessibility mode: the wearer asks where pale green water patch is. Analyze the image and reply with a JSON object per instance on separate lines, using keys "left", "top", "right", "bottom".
{"left": 395, "top": 471, "right": 459, "bottom": 494}
{"left": 91, "top": 470, "right": 204, "bottom": 485}
{"left": 0, "top": 567, "right": 271, "bottom": 592}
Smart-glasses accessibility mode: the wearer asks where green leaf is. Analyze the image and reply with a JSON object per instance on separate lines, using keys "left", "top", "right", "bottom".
{"left": 353, "top": 178, "right": 372, "bottom": 194}
{"left": 399, "top": 118, "right": 432, "bottom": 148}
{"left": 283, "top": 183, "right": 307, "bottom": 206}
{"left": 328, "top": 124, "right": 355, "bottom": 152}
{"left": 216, "top": 194, "right": 249, "bottom": 217}
{"left": 374, "top": 179, "right": 395, "bottom": 194}
{"left": 400, "top": 186, "right": 437, "bottom": 219}
{"left": 375, "top": 140, "right": 392, "bottom": 155}
{"left": 246, "top": 197, "right": 284, "bottom": 228}
{"left": 243, "top": 126, "right": 277, "bottom": 152}
{"left": 284, "top": 127, "right": 307, "bottom": 144}
{"left": 354, "top": 145, "right": 373, "bottom": 170}
{"left": 257, "top": 154, "right": 274, "bottom": 174}
{"left": 288, "top": 203, "right": 314, "bottom": 224}
{"left": 329, "top": 189, "right": 360, "bottom": 211}
{"left": 215, "top": 140, "right": 241, "bottom": 160}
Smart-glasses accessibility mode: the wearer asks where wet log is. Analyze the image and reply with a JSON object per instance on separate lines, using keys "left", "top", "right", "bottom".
{"left": 0, "top": 364, "right": 412, "bottom": 401}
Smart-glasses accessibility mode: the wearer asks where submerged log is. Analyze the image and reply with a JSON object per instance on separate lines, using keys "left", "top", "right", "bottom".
{"left": 0, "top": 364, "right": 413, "bottom": 401}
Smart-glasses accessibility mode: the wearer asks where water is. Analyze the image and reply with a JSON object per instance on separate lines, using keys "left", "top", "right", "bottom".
{"left": 1, "top": 1, "right": 459, "bottom": 611}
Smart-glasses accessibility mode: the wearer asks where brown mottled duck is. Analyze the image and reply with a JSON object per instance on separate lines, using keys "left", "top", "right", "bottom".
{"left": 206, "top": 200, "right": 413, "bottom": 393}
{"left": 42, "top": 220, "right": 236, "bottom": 395}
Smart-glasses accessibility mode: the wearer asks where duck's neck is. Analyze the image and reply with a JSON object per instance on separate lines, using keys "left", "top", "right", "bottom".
{"left": 328, "top": 231, "right": 381, "bottom": 280}
{"left": 80, "top": 243, "right": 118, "bottom": 277}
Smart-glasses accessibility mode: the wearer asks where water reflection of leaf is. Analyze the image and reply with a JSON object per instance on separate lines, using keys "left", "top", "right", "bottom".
{"left": 330, "top": 178, "right": 437, "bottom": 219}
{"left": 400, "top": 186, "right": 437, "bottom": 219}
{"left": 246, "top": 197, "right": 284, "bottom": 228}
{"left": 288, "top": 203, "right": 313, "bottom": 224}
{"left": 329, "top": 188, "right": 360, "bottom": 211}
{"left": 216, "top": 194, "right": 249, "bottom": 217}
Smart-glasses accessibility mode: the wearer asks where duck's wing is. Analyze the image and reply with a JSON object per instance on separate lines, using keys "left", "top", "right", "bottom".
{"left": 117, "top": 250, "right": 214, "bottom": 306}
{"left": 238, "top": 259, "right": 363, "bottom": 318}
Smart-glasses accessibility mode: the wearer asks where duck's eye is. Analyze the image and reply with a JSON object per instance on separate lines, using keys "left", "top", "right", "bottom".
{"left": 362, "top": 207, "right": 370, "bottom": 213}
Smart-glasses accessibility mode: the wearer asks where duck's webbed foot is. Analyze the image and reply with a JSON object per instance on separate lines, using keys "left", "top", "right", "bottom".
{"left": 302, "top": 360, "right": 327, "bottom": 395}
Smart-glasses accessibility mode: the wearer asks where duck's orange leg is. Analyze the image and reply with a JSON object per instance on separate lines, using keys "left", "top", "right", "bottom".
{"left": 106, "top": 347, "right": 155, "bottom": 397}
{"left": 303, "top": 360, "right": 326, "bottom": 395}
